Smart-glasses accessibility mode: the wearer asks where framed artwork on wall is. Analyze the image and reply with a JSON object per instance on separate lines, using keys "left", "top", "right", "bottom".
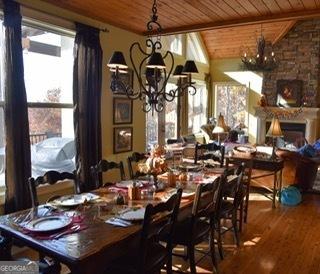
{"left": 113, "top": 97, "right": 133, "bottom": 124}
{"left": 276, "top": 79, "right": 303, "bottom": 107}
{"left": 113, "top": 127, "right": 133, "bottom": 154}
{"left": 110, "top": 68, "right": 133, "bottom": 95}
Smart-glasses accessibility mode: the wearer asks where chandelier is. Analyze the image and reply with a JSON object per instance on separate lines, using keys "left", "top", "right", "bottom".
{"left": 107, "top": 0, "right": 198, "bottom": 113}
{"left": 241, "top": 32, "right": 277, "bottom": 72}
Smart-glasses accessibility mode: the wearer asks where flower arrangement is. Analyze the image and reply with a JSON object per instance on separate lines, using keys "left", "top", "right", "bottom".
{"left": 138, "top": 145, "right": 167, "bottom": 175}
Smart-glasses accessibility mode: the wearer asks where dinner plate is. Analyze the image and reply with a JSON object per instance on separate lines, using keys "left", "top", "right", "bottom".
{"left": 118, "top": 207, "right": 146, "bottom": 221}
{"left": 54, "top": 193, "right": 99, "bottom": 207}
{"left": 115, "top": 180, "right": 145, "bottom": 189}
{"left": 178, "top": 164, "right": 200, "bottom": 171}
{"left": 24, "top": 216, "right": 72, "bottom": 232}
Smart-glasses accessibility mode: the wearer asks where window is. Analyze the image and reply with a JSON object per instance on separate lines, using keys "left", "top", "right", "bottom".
{"left": 0, "top": 21, "right": 75, "bottom": 186}
{"left": 215, "top": 84, "right": 248, "bottom": 129}
{"left": 188, "top": 82, "right": 207, "bottom": 134}
{"left": 186, "top": 33, "right": 208, "bottom": 64}
{"left": 161, "top": 34, "right": 182, "bottom": 55}
{"left": 22, "top": 24, "right": 75, "bottom": 178}
{"left": 146, "top": 83, "right": 178, "bottom": 150}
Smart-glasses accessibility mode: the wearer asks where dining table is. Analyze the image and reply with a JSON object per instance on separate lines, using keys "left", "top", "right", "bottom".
{"left": 0, "top": 167, "right": 222, "bottom": 274}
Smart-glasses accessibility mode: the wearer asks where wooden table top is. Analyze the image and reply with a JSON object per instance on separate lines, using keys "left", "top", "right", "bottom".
{"left": 0, "top": 170, "right": 222, "bottom": 273}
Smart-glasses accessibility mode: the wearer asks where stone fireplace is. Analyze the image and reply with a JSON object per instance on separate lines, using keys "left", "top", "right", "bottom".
{"left": 254, "top": 107, "right": 320, "bottom": 145}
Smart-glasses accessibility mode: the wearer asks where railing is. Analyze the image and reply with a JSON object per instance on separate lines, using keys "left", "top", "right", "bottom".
{"left": 30, "top": 132, "right": 62, "bottom": 145}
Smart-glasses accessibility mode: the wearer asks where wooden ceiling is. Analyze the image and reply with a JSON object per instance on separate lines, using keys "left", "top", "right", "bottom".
{"left": 42, "top": 0, "right": 320, "bottom": 58}
{"left": 201, "top": 21, "right": 296, "bottom": 59}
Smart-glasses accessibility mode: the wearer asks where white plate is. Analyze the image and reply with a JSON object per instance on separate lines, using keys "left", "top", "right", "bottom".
{"left": 182, "top": 189, "right": 195, "bottom": 198}
{"left": 119, "top": 207, "right": 146, "bottom": 221}
{"left": 24, "top": 216, "right": 72, "bottom": 232}
{"left": 54, "top": 193, "right": 99, "bottom": 207}
{"left": 115, "top": 180, "right": 144, "bottom": 189}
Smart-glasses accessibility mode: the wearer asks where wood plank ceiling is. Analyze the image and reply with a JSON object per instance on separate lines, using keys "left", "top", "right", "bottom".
{"left": 43, "top": 0, "right": 320, "bottom": 58}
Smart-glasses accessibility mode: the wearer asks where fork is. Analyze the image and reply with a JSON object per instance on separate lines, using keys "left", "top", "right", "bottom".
{"left": 53, "top": 224, "right": 81, "bottom": 239}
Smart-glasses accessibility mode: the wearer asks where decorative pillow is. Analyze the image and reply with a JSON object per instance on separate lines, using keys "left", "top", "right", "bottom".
{"left": 313, "top": 139, "right": 320, "bottom": 151}
{"left": 298, "top": 144, "right": 317, "bottom": 158}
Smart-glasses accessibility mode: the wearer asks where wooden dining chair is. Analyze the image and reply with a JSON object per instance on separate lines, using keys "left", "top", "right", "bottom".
{"left": 127, "top": 152, "right": 149, "bottom": 179}
{"left": 91, "top": 159, "right": 126, "bottom": 189}
{"left": 214, "top": 165, "right": 245, "bottom": 259}
{"left": 194, "top": 142, "right": 225, "bottom": 167}
{"left": 105, "top": 188, "right": 183, "bottom": 274}
{"left": 162, "top": 179, "right": 220, "bottom": 274}
{"left": 225, "top": 157, "right": 253, "bottom": 230}
{"left": 28, "top": 170, "right": 79, "bottom": 208}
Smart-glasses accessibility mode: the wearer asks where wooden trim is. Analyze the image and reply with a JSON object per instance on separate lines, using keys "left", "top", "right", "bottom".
{"left": 272, "top": 20, "right": 297, "bottom": 45}
{"left": 147, "top": 9, "right": 320, "bottom": 35}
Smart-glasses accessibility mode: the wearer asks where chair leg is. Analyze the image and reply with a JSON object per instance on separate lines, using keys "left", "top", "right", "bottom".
{"left": 209, "top": 229, "right": 219, "bottom": 273}
{"left": 216, "top": 220, "right": 224, "bottom": 260}
{"left": 188, "top": 244, "right": 197, "bottom": 274}
{"left": 166, "top": 249, "right": 173, "bottom": 274}
{"left": 239, "top": 201, "right": 244, "bottom": 232}
{"left": 232, "top": 211, "right": 240, "bottom": 247}
{"left": 244, "top": 186, "right": 250, "bottom": 223}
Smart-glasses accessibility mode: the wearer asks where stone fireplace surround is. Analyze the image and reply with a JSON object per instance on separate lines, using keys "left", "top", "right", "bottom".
{"left": 254, "top": 107, "right": 320, "bottom": 145}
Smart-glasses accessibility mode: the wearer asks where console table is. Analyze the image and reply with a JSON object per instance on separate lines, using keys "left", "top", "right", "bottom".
{"left": 226, "top": 155, "right": 284, "bottom": 208}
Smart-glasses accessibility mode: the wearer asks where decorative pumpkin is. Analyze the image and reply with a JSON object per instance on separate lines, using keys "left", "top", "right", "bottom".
{"left": 179, "top": 172, "right": 188, "bottom": 182}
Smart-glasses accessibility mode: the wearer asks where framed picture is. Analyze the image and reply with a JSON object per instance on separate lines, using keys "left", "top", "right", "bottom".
{"left": 113, "top": 97, "right": 133, "bottom": 124}
{"left": 111, "top": 68, "right": 133, "bottom": 95}
{"left": 113, "top": 127, "right": 133, "bottom": 154}
{"left": 276, "top": 80, "right": 303, "bottom": 107}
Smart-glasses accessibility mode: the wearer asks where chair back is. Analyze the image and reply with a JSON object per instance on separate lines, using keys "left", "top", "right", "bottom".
{"left": 190, "top": 178, "right": 220, "bottom": 237}
{"left": 127, "top": 152, "right": 149, "bottom": 179}
{"left": 28, "top": 170, "right": 78, "bottom": 207}
{"left": 194, "top": 142, "right": 225, "bottom": 167}
{"left": 226, "top": 157, "right": 253, "bottom": 185}
{"left": 91, "top": 160, "right": 125, "bottom": 189}
{"left": 138, "top": 189, "right": 182, "bottom": 274}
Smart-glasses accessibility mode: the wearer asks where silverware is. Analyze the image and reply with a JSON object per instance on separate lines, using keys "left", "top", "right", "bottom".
{"left": 53, "top": 224, "right": 81, "bottom": 239}
{"left": 106, "top": 218, "right": 132, "bottom": 227}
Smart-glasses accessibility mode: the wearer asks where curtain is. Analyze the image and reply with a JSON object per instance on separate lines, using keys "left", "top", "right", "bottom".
{"left": 73, "top": 23, "right": 102, "bottom": 192}
{"left": 3, "top": 0, "right": 32, "bottom": 213}
{"left": 205, "top": 73, "right": 213, "bottom": 120}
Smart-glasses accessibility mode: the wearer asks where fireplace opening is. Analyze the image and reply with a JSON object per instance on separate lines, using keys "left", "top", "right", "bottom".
{"left": 266, "top": 122, "right": 306, "bottom": 147}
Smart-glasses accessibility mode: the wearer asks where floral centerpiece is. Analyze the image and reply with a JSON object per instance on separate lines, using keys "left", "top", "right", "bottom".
{"left": 138, "top": 145, "right": 167, "bottom": 176}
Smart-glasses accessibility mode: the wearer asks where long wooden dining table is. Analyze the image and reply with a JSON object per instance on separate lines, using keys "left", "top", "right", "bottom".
{"left": 0, "top": 170, "right": 222, "bottom": 274}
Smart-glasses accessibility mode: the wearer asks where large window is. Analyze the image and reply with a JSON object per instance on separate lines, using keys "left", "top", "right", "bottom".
{"left": 215, "top": 84, "right": 248, "bottom": 129}
{"left": 188, "top": 82, "right": 207, "bottom": 134}
{"left": 186, "top": 33, "right": 208, "bottom": 64}
{"left": 0, "top": 21, "right": 75, "bottom": 186}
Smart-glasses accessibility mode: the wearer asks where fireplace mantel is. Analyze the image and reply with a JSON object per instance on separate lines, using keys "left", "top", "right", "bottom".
{"left": 254, "top": 106, "right": 320, "bottom": 144}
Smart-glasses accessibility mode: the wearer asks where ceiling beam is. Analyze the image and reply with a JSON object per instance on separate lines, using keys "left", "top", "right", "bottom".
{"left": 272, "top": 21, "right": 297, "bottom": 45}
{"left": 146, "top": 9, "right": 320, "bottom": 35}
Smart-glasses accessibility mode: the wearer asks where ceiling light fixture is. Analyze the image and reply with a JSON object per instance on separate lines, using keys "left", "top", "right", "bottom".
{"left": 107, "top": 0, "right": 198, "bottom": 114}
{"left": 241, "top": 26, "right": 277, "bottom": 72}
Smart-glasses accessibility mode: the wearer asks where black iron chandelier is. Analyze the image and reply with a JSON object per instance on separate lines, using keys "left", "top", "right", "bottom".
{"left": 107, "top": 0, "right": 198, "bottom": 113}
{"left": 241, "top": 32, "right": 277, "bottom": 72}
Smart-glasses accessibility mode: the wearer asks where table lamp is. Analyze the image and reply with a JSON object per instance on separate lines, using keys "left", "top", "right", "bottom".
{"left": 212, "top": 113, "right": 227, "bottom": 145}
{"left": 266, "top": 116, "right": 283, "bottom": 160}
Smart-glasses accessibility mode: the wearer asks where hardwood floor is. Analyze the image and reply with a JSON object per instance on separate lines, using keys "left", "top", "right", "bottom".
{"left": 15, "top": 193, "right": 320, "bottom": 274}
{"left": 171, "top": 193, "right": 320, "bottom": 274}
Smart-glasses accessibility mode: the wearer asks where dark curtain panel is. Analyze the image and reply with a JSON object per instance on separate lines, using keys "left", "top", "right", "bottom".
{"left": 73, "top": 23, "right": 102, "bottom": 191}
{"left": 3, "top": 0, "right": 32, "bottom": 213}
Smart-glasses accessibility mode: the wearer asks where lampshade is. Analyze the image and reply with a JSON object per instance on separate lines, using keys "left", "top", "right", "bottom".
{"left": 216, "top": 113, "right": 228, "bottom": 131}
{"left": 182, "top": 60, "right": 198, "bottom": 73}
{"left": 146, "top": 52, "right": 166, "bottom": 69}
{"left": 266, "top": 117, "right": 283, "bottom": 137}
{"left": 173, "top": 65, "right": 187, "bottom": 78}
{"left": 107, "top": 51, "right": 128, "bottom": 69}
{"left": 212, "top": 126, "right": 225, "bottom": 134}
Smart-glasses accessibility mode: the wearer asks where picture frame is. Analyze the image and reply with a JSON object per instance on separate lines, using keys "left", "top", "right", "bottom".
{"left": 111, "top": 68, "right": 134, "bottom": 95}
{"left": 113, "top": 127, "right": 133, "bottom": 154}
{"left": 113, "top": 97, "right": 133, "bottom": 124}
{"left": 276, "top": 79, "right": 303, "bottom": 107}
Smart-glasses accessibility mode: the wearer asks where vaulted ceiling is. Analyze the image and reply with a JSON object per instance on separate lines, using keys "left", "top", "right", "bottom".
{"left": 44, "top": 0, "right": 320, "bottom": 58}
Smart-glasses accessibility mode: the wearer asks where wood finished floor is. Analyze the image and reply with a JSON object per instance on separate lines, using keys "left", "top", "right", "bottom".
{"left": 16, "top": 193, "right": 320, "bottom": 274}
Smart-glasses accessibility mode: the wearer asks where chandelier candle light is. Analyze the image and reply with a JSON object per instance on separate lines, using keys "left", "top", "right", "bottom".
{"left": 107, "top": 0, "right": 199, "bottom": 114}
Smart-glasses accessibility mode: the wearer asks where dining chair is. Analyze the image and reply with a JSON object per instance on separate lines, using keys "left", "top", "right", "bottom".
{"left": 225, "top": 157, "right": 253, "bottom": 230}
{"left": 162, "top": 179, "right": 220, "bottom": 274}
{"left": 194, "top": 142, "right": 225, "bottom": 167}
{"left": 28, "top": 170, "right": 79, "bottom": 208}
{"left": 91, "top": 159, "right": 126, "bottom": 189}
{"left": 105, "top": 188, "right": 183, "bottom": 274}
{"left": 127, "top": 152, "right": 149, "bottom": 179}
{"left": 214, "top": 165, "right": 245, "bottom": 260}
